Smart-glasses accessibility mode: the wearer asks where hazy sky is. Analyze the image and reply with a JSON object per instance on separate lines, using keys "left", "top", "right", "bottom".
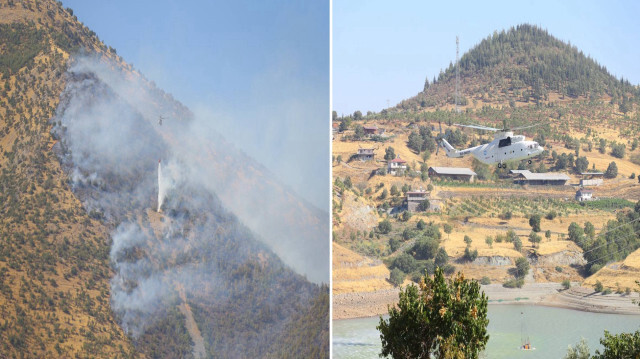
{"left": 334, "top": 0, "right": 640, "bottom": 116}
{"left": 61, "top": 0, "right": 329, "bottom": 211}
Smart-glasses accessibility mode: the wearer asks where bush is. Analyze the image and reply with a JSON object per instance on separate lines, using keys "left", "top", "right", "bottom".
{"left": 463, "top": 247, "right": 478, "bottom": 262}
{"left": 528, "top": 232, "right": 542, "bottom": 247}
{"left": 378, "top": 219, "right": 392, "bottom": 234}
{"left": 389, "top": 268, "right": 405, "bottom": 287}
{"left": 562, "top": 279, "right": 571, "bottom": 290}
{"left": 513, "top": 237, "right": 523, "bottom": 252}
{"left": 611, "top": 143, "right": 626, "bottom": 159}
{"left": 503, "top": 278, "right": 524, "bottom": 288}
{"left": 500, "top": 211, "right": 513, "bottom": 220}
{"left": 380, "top": 188, "right": 388, "bottom": 199}
{"left": 485, "top": 236, "right": 493, "bottom": 248}
{"left": 594, "top": 280, "right": 603, "bottom": 292}
{"left": 514, "top": 257, "right": 530, "bottom": 279}
{"left": 417, "top": 199, "right": 430, "bottom": 212}
{"left": 416, "top": 219, "right": 426, "bottom": 230}
{"left": 400, "top": 211, "right": 412, "bottom": 222}
{"left": 529, "top": 214, "right": 541, "bottom": 232}
{"left": 435, "top": 248, "right": 449, "bottom": 267}
{"left": 389, "top": 238, "right": 401, "bottom": 252}
{"left": 442, "top": 264, "right": 456, "bottom": 275}
{"left": 393, "top": 253, "right": 419, "bottom": 273}
{"left": 556, "top": 266, "right": 563, "bottom": 272}
{"left": 402, "top": 228, "right": 417, "bottom": 240}
{"left": 602, "top": 288, "right": 612, "bottom": 295}
{"left": 480, "top": 276, "right": 491, "bottom": 285}
{"left": 589, "top": 264, "right": 602, "bottom": 275}
{"left": 412, "top": 238, "right": 439, "bottom": 260}
{"left": 464, "top": 235, "right": 472, "bottom": 246}
{"left": 605, "top": 161, "right": 618, "bottom": 178}
{"left": 545, "top": 210, "right": 557, "bottom": 220}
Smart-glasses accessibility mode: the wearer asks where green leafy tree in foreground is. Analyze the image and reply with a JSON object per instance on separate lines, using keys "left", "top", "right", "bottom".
{"left": 378, "top": 268, "right": 489, "bottom": 359}
{"left": 564, "top": 338, "right": 590, "bottom": 359}
{"left": 592, "top": 330, "right": 640, "bottom": 358}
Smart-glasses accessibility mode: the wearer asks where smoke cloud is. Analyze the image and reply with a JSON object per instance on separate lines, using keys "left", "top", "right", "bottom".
{"left": 51, "top": 55, "right": 329, "bottom": 339}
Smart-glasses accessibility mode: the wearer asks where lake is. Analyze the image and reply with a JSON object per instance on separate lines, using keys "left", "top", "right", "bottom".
{"left": 333, "top": 305, "right": 640, "bottom": 358}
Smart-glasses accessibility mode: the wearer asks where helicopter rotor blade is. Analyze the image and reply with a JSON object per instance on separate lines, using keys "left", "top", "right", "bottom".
{"left": 510, "top": 123, "right": 541, "bottom": 131}
{"left": 453, "top": 123, "right": 500, "bottom": 132}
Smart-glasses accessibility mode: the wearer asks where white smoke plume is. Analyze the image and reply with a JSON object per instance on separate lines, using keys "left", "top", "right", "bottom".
{"left": 51, "top": 55, "right": 328, "bottom": 343}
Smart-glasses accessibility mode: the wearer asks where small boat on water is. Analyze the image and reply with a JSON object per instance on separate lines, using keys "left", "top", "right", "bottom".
{"left": 520, "top": 311, "right": 536, "bottom": 350}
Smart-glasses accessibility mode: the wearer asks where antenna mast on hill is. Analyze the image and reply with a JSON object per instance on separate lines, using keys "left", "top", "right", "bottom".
{"left": 455, "top": 35, "right": 460, "bottom": 113}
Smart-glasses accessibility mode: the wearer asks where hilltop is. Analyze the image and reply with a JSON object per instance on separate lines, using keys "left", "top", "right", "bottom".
{"left": 400, "top": 24, "right": 638, "bottom": 114}
{"left": 0, "top": 0, "right": 328, "bottom": 357}
{"left": 332, "top": 24, "right": 640, "bottom": 319}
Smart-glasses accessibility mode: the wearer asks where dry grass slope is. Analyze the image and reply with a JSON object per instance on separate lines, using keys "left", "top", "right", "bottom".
{"left": 0, "top": 0, "right": 138, "bottom": 357}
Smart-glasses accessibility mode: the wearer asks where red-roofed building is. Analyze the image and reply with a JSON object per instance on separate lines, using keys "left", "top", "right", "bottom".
{"left": 387, "top": 156, "right": 407, "bottom": 175}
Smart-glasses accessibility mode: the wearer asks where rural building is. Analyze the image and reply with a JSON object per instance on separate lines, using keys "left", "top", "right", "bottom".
{"left": 428, "top": 167, "right": 477, "bottom": 182}
{"left": 575, "top": 189, "right": 594, "bottom": 201}
{"left": 580, "top": 178, "right": 603, "bottom": 187}
{"left": 513, "top": 170, "right": 570, "bottom": 186}
{"left": 356, "top": 147, "right": 375, "bottom": 161}
{"left": 363, "top": 125, "right": 378, "bottom": 135}
{"left": 388, "top": 157, "right": 407, "bottom": 175}
{"left": 581, "top": 172, "right": 604, "bottom": 178}
{"left": 406, "top": 190, "right": 428, "bottom": 211}
{"left": 509, "top": 169, "right": 531, "bottom": 176}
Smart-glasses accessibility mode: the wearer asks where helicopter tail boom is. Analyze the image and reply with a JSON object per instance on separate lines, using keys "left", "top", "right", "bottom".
{"left": 441, "top": 138, "right": 461, "bottom": 158}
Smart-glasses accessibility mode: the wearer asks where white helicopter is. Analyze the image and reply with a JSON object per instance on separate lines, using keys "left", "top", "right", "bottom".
{"left": 437, "top": 120, "right": 544, "bottom": 168}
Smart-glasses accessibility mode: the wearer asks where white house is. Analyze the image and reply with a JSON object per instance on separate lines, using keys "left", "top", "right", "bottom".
{"left": 575, "top": 189, "right": 594, "bottom": 202}
{"left": 387, "top": 157, "right": 407, "bottom": 175}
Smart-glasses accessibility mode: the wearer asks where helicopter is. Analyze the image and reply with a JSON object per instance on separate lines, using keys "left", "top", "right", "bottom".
{"left": 437, "top": 119, "right": 544, "bottom": 168}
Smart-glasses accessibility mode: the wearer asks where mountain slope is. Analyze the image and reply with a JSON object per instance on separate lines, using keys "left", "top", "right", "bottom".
{"left": 0, "top": 0, "right": 137, "bottom": 357}
{"left": 396, "top": 24, "right": 638, "bottom": 113}
{"left": 333, "top": 23, "right": 640, "bottom": 305}
{"left": 0, "top": 0, "right": 328, "bottom": 357}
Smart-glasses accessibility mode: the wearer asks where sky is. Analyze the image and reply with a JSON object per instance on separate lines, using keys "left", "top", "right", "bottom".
{"left": 61, "top": 0, "right": 329, "bottom": 211}
{"left": 334, "top": 0, "right": 640, "bottom": 116}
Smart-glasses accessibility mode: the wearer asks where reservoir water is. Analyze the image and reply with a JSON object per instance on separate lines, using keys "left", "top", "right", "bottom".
{"left": 333, "top": 305, "right": 640, "bottom": 358}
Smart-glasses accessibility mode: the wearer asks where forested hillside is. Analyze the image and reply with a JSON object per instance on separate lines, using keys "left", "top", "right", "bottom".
{"left": 393, "top": 24, "right": 638, "bottom": 115}
{"left": 0, "top": 0, "right": 328, "bottom": 357}
{"left": 0, "top": 0, "right": 137, "bottom": 357}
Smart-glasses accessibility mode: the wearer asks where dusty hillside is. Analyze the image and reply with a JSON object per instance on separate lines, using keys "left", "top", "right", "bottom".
{"left": 0, "top": 0, "right": 329, "bottom": 357}
{"left": 0, "top": 0, "right": 136, "bottom": 357}
{"left": 332, "top": 24, "right": 640, "bottom": 316}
